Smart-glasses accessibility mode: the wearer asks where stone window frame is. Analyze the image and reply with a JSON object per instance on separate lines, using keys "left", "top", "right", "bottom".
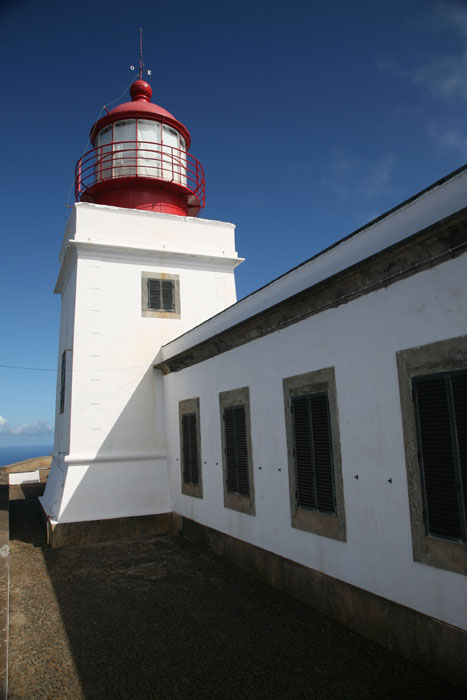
{"left": 141, "top": 271, "right": 180, "bottom": 319}
{"left": 219, "top": 387, "right": 255, "bottom": 516}
{"left": 396, "top": 334, "right": 467, "bottom": 576}
{"left": 179, "top": 397, "right": 203, "bottom": 499}
{"left": 283, "top": 367, "right": 346, "bottom": 542}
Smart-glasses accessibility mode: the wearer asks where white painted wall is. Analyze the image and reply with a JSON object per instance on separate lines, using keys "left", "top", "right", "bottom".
{"left": 41, "top": 204, "right": 242, "bottom": 523}
{"left": 41, "top": 223, "right": 78, "bottom": 520}
{"left": 59, "top": 202, "right": 241, "bottom": 264}
{"left": 161, "top": 253, "right": 467, "bottom": 632}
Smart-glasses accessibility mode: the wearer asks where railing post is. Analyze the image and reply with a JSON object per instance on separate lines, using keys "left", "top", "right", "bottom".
{"left": 78, "top": 160, "right": 82, "bottom": 195}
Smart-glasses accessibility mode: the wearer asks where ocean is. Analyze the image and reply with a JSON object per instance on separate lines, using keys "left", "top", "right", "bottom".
{"left": 0, "top": 444, "right": 53, "bottom": 468}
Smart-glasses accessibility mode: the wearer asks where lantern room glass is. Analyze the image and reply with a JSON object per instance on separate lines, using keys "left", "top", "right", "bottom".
{"left": 137, "top": 119, "right": 161, "bottom": 177}
{"left": 113, "top": 120, "right": 137, "bottom": 176}
{"left": 95, "top": 119, "right": 187, "bottom": 184}
{"left": 96, "top": 125, "right": 113, "bottom": 182}
{"left": 162, "top": 125, "right": 179, "bottom": 183}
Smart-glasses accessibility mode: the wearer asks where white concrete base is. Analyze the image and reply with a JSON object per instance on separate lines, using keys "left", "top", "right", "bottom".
{"left": 40, "top": 453, "right": 172, "bottom": 524}
{"left": 9, "top": 471, "right": 40, "bottom": 485}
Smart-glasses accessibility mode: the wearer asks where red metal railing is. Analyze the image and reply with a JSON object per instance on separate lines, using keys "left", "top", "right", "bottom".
{"left": 75, "top": 140, "right": 205, "bottom": 209}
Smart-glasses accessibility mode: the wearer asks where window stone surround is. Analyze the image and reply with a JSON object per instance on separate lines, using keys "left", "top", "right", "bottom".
{"left": 219, "top": 387, "right": 255, "bottom": 516}
{"left": 141, "top": 271, "right": 180, "bottom": 319}
{"left": 282, "top": 367, "right": 346, "bottom": 542}
{"left": 179, "top": 397, "right": 203, "bottom": 499}
{"left": 397, "top": 334, "right": 467, "bottom": 576}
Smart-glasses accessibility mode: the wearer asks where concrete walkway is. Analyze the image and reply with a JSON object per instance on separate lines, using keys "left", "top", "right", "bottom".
{"left": 8, "top": 484, "right": 467, "bottom": 700}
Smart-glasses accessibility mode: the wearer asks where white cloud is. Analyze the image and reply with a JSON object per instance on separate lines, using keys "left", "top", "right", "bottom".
{"left": 0, "top": 416, "right": 53, "bottom": 438}
{"left": 443, "top": 1, "right": 467, "bottom": 37}
{"left": 366, "top": 155, "right": 395, "bottom": 196}
{"left": 376, "top": 2, "right": 467, "bottom": 157}
{"left": 378, "top": 47, "right": 467, "bottom": 103}
{"left": 378, "top": 2, "right": 467, "bottom": 102}
{"left": 429, "top": 124, "right": 467, "bottom": 158}
{"left": 382, "top": 0, "right": 467, "bottom": 100}
{"left": 412, "top": 51, "right": 467, "bottom": 101}
{"left": 322, "top": 151, "right": 396, "bottom": 203}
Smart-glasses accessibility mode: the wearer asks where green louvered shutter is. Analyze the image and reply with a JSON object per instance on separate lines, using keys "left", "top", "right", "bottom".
{"left": 161, "top": 280, "right": 175, "bottom": 311}
{"left": 182, "top": 412, "right": 199, "bottom": 485}
{"left": 147, "top": 279, "right": 175, "bottom": 311}
{"left": 413, "top": 371, "right": 467, "bottom": 541}
{"left": 291, "top": 392, "right": 335, "bottom": 513}
{"left": 452, "top": 374, "right": 467, "bottom": 538}
{"left": 224, "top": 405, "right": 249, "bottom": 496}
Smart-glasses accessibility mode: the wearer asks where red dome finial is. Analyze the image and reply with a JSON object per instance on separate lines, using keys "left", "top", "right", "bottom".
{"left": 130, "top": 80, "right": 152, "bottom": 102}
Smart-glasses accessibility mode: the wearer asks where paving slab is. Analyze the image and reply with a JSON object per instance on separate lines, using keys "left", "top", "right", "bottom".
{"left": 8, "top": 484, "right": 467, "bottom": 700}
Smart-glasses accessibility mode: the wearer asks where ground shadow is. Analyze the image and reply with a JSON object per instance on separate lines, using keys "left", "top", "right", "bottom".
{"left": 9, "top": 484, "right": 47, "bottom": 547}
{"left": 8, "top": 486, "right": 467, "bottom": 700}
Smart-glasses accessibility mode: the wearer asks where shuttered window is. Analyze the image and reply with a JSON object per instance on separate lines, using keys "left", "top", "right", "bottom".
{"left": 291, "top": 392, "right": 335, "bottom": 513}
{"left": 179, "top": 398, "right": 202, "bottom": 498}
{"left": 182, "top": 412, "right": 199, "bottom": 485}
{"left": 224, "top": 405, "right": 250, "bottom": 497}
{"left": 60, "top": 350, "right": 66, "bottom": 414}
{"left": 147, "top": 278, "right": 175, "bottom": 312}
{"left": 413, "top": 371, "right": 467, "bottom": 542}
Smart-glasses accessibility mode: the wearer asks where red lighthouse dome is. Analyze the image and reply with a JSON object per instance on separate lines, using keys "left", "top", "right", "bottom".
{"left": 75, "top": 79, "right": 205, "bottom": 216}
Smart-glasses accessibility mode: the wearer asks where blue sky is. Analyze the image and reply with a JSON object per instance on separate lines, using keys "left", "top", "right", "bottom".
{"left": 1, "top": 0, "right": 467, "bottom": 445}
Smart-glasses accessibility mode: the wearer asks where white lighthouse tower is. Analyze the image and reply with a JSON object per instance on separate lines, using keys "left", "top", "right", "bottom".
{"left": 40, "top": 70, "right": 243, "bottom": 546}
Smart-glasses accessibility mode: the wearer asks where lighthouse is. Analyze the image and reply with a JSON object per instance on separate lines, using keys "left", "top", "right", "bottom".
{"left": 40, "top": 73, "right": 243, "bottom": 546}
{"left": 76, "top": 78, "right": 204, "bottom": 217}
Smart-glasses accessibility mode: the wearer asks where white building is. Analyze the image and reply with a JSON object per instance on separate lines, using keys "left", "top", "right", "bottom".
{"left": 41, "top": 78, "right": 467, "bottom": 685}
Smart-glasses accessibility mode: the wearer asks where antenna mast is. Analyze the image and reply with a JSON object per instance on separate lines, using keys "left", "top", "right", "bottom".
{"left": 130, "top": 28, "right": 151, "bottom": 79}
{"left": 139, "top": 27, "right": 143, "bottom": 80}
